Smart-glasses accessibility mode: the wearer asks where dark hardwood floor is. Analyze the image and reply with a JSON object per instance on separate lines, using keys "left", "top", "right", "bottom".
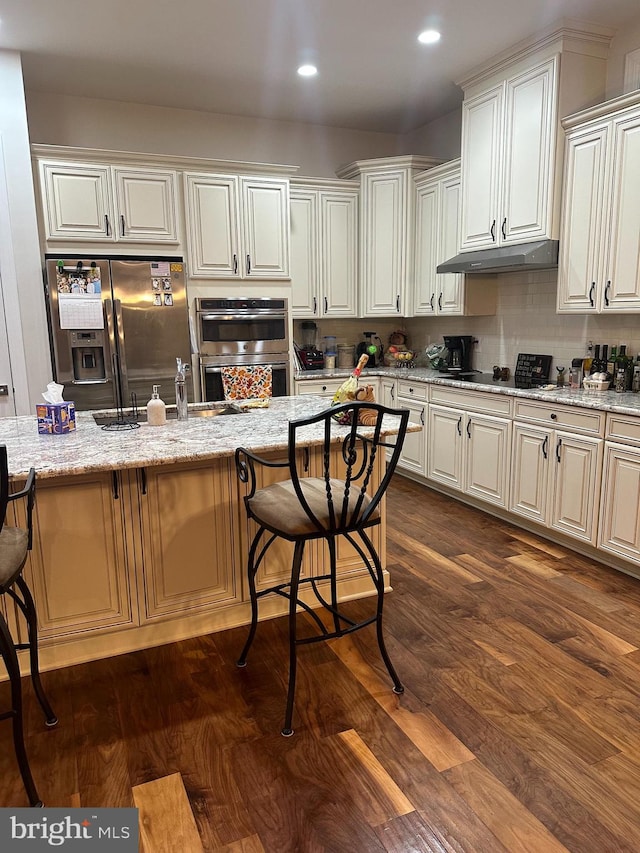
{"left": 3, "top": 476, "right": 640, "bottom": 851}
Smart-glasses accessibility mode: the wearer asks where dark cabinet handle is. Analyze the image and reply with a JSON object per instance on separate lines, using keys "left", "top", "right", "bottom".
{"left": 303, "top": 447, "right": 310, "bottom": 473}
{"left": 140, "top": 468, "right": 147, "bottom": 496}
{"left": 438, "top": 293, "right": 443, "bottom": 311}
{"left": 390, "top": 386, "right": 394, "bottom": 401}
{"left": 466, "top": 419, "right": 472, "bottom": 439}
{"left": 112, "top": 471, "right": 119, "bottom": 500}
{"left": 324, "top": 296, "right": 328, "bottom": 313}
{"left": 490, "top": 220, "right": 496, "bottom": 242}
{"left": 542, "top": 435, "right": 548, "bottom": 459}
{"left": 588, "top": 281, "right": 595, "bottom": 307}
{"left": 233, "top": 253, "right": 238, "bottom": 275}
{"left": 550, "top": 412, "right": 557, "bottom": 420}
{"left": 604, "top": 280, "right": 611, "bottom": 306}
{"left": 120, "top": 214, "right": 125, "bottom": 237}
{"left": 105, "top": 214, "right": 111, "bottom": 237}
{"left": 556, "top": 438, "right": 562, "bottom": 463}
{"left": 430, "top": 294, "right": 435, "bottom": 311}
{"left": 313, "top": 296, "right": 317, "bottom": 315}
{"left": 501, "top": 218, "right": 507, "bottom": 240}
{"left": 396, "top": 295, "right": 400, "bottom": 313}
{"left": 246, "top": 254, "right": 251, "bottom": 275}
{"left": 457, "top": 415, "right": 462, "bottom": 436}
{"left": 420, "top": 410, "right": 425, "bottom": 426}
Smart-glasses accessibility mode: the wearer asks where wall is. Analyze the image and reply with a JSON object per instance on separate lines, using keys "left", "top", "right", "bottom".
{"left": 606, "top": 16, "right": 640, "bottom": 98}
{"left": 0, "top": 51, "right": 51, "bottom": 415}
{"left": 25, "top": 92, "right": 404, "bottom": 179}
{"left": 401, "top": 108, "right": 462, "bottom": 160}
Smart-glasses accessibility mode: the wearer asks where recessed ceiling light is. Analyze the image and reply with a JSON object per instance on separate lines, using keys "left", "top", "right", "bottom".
{"left": 297, "top": 64, "right": 318, "bottom": 77}
{"left": 418, "top": 30, "right": 441, "bottom": 45}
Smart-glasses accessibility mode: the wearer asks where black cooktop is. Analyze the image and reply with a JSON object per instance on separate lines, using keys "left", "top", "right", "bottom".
{"left": 441, "top": 372, "right": 539, "bottom": 389}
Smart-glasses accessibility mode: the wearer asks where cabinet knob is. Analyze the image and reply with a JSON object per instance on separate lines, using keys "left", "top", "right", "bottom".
{"left": 550, "top": 412, "right": 557, "bottom": 420}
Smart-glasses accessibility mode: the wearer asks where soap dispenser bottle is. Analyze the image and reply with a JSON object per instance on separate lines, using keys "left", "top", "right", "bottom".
{"left": 175, "top": 357, "right": 189, "bottom": 420}
{"left": 147, "top": 385, "right": 167, "bottom": 426}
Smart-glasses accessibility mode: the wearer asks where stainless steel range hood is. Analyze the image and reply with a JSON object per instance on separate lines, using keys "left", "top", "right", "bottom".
{"left": 437, "top": 240, "right": 559, "bottom": 275}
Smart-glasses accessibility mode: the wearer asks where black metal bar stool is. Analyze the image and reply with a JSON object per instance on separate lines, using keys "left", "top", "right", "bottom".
{"left": 0, "top": 445, "right": 57, "bottom": 807}
{"left": 235, "top": 401, "right": 409, "bottom": 736}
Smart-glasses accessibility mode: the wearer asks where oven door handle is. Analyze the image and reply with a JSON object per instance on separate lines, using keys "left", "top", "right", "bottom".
{"left": 197, "top": 313, "right": 287, "bottom": 322}
{"left": 202, "top": 362, "right": 289, "bottom": 374}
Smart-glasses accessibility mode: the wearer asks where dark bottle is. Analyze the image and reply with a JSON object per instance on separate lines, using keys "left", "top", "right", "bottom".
{"left": 591, "top": 344, "right": 601, "bottom": 374}
{"left": 601, "top": 345, "right": 610, "bottom": 380}
{"left": 607, "top": 345, "right": 617, "bottom": 379}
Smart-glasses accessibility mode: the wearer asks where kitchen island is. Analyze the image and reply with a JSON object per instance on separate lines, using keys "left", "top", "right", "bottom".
{"left": 1, "top": 397, "right": 408, "bottom": 673}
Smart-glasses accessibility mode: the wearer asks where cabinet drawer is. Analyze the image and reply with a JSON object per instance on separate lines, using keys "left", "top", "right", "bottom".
{"left": 396, "top": 379, "right": 428, "bottom": 401}
{"left": 514, "top": 400, "right": 604, "bottom": 436}
{"left": 606, "top": 413, "right": 640, "bottom": 444}
{"left": 295, "top": 379, "right": 342, "bottom": 396}
{"left": 429, "top": 386, "right": 512, "bottom": 416}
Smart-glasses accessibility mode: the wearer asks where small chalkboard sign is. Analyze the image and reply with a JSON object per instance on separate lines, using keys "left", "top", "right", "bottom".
{"left": 514, "top": 353, "right": 552, "bottom": 388}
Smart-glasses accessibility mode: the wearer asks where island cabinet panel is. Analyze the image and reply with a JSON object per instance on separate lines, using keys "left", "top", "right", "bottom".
{"left": 136, "top": 460, "right": 240, "bottom": 620}
{"left": 23, "top": 471, "right": 135, "bottom": 641}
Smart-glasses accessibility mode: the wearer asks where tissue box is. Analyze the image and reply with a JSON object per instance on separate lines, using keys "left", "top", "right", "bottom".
{"left": 36, "top": 402, "right": 76, "bottom": 435}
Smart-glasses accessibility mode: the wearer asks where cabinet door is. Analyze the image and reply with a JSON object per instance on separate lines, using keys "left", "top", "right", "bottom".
{"left": 113, "top": 168, "right": 179, "bottom": 243}
{"left": 137, "top": 461, "right": 240, "bottom": 620}
{"left": 599, "top": 443, "right": 640, "bottom": 564}
{"left": 413, "top": 180, "right": 438, "bottom": 315}
{"left": 185, "top": 173, "right": 240, "bottom": 278}
{"left": 437, "top": 175, "right": 464, "bottom": 315}
{"left": 294, "top": 379, "right": 343, "bottom": 397}
{"left": 604, "top": 112, "right": 640, "bottom": 311}
{"left": 396, "top": 398, "right": 426, "bottom": 476}
{"left": 360, "top": 169, "right": 407, "bottom": 315}
{"left": 40, "top": 161, "right": 113, "bottom": 240}
{"left": 549, "top": 432, "right": 602, "bottom": 544}
{"left": 290, "top": 190, "right": 319, "bottom": 317}
{"left": 379, "top": 378, "right": 396, "bottom": 408}
{"left": 510, "top": 423, "right": 551, "bottom": 524}
{"left": 460, "top": 86, "right": 503, "bottom": 250}
{"left": 320, "top": 191, "right": 358, "bottom": 316}
{"left": 426, "top": 405, "right": 463, "bottom": 491}
{"left": 240, "top": 177, "right": 290, "bottom": 278}
{"left": 557, "top": 124, "right": 609, "bottom": 312}
{"left": 501, "top": 58, "right": 558, "bottom": 244}
{"left": 23, "top": 471, "right": 134, "bottom": 640}
{"left": 464, "top": 413, "right": 511, "bottom": 507}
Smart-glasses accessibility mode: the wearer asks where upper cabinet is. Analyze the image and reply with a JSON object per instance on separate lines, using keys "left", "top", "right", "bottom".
{"left": 557, "top": 91, "right": 640, "bottom": 313}
{"left": 185, "top": 173, "right": 290, "bottom": 279}
{"left": 290, "top": 178, "right": 358, "bottom": 318}
{"left": 337, "top": 156, "right": 440, "bottom": 317}
{"left": 413, "top": 159, "right": 496, "bottom": 317}
{"left": 38, "top": 160, "right": 179, "bottom": 244}
{"left": 457, "top": 22, "right": 611, "bottom": 253}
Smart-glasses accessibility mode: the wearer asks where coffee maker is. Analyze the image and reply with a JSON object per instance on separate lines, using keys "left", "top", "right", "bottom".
{"left": 442, "top": 335, "right": 475, "bottom": 374}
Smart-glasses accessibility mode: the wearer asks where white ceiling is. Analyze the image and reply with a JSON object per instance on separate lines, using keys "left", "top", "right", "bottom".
{"left": 1, "top": 0, "right": 639, "bottom": 133}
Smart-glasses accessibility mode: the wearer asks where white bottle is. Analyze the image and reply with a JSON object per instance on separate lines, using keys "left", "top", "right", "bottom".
{"left": 146, "top": 385, "right": 167, "bottom": 426}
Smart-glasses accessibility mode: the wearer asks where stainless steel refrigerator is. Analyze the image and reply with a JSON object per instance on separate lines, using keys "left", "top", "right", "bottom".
{"left": 45, "top": 255, "right": 193, "bottom": 411}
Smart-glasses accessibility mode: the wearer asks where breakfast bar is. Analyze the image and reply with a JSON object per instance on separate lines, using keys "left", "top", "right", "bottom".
{"left": 1, "top": 397, "right": 406, "bottom": 673}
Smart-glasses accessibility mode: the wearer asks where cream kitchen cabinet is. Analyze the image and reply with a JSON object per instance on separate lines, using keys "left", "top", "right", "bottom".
{"left": 598, "top": 414, "right": 640, "bottom": 565}
{"left": 427, "top": 387, "right": 512, "bottom": 508}
{"left": 337, "top": 156, "right": 440, "bottom": 317}
{"left": 290, "top": 179, "right": 358, "bottom": 318}
{"left": 294, "top": 378, "right": 344, "bottom": 398}
{"left": 460, "top": 57, "right": 558, "bottom": 250}
{"left": 395, "top": 380, "right": 427, "bottom": 476}
{"left": 458, "top": 24, "right": 610, "bottom": 253}
{"left": 510, "top": 402, "right": 604, "bottom": 545}
{"left": 185, "top": 172, "right": 290, "bottom": 279}
{"left": 558, "top": 92, "right": 640, "bottom": 313}
{"left": 413, "top": 161, "right": 496, "bottom": 317}
{"left": 37, "top": 160, "right": 179, "bottom": 243}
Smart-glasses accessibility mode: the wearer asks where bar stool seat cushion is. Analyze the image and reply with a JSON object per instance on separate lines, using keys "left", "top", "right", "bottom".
{"left": 0, "top": 526, "right": 28, "bottom": 590}
{"left": 248, "top": 477, "right": 378, "bottom": 537}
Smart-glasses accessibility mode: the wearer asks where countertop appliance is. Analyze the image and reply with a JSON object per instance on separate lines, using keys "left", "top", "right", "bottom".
{"left": 195, "top": 297, "right": 290, "bottom": 401}
{"left": 45, "top": 255, "right": 193, "bottom": 411}
{"left": 441, "top": 335, "right": 475, "bottom": 374}
{"left": 297, "top": 320, "right": 324, "bottom": 370}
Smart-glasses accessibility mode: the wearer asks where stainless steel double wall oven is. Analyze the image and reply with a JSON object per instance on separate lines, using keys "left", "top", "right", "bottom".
{"left": 195, "top": 297, "right": 290, "bottom": 402}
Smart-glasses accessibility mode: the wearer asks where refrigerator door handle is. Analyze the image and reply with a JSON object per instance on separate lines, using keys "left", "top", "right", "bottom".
{"left": 113, "top": 298, "right": 130, "bottom": 404}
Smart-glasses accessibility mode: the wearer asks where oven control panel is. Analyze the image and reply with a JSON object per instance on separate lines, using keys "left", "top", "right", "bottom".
{"left": 196, "top": 297, "right": 287, "bottom": 312}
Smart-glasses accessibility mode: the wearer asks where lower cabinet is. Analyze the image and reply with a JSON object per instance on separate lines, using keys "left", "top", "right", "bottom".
{"left": 599, "top": 442, "right": 640, "bottom": 563}
{"left": 427, "top": 405, "right": 511, "bottom": 507}
{"left": 23, "top": 460, "right": 242, "bottom": 643}
{"left": 24, "top": 470, "right": 135, "bottom": 641}
{"left": 510, "top": 423, "right": 603, "bottom": 544}
{"left": 395, "top": 380, "right": 427, "bottom": 476}
{"left": 294, "top": 378, "right": 343, "bottom": 398}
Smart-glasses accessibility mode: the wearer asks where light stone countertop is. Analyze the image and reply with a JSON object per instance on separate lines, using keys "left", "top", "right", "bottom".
{"left": 295, "top": 366, "right": 640, "bottom": 415}
{"left": 0, "top": 396, "right": 410, "bottom": 480}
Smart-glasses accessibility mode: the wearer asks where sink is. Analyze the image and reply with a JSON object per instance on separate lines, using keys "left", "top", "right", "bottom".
{"left": 92, "top": 404, "right": 242, "bottom": 426}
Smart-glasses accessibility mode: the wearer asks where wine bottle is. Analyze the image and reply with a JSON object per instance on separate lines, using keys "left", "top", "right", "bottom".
{"left": 601, "top": 345, "right": 610, "bottom": 380}
{"left": 607, "top": 346, "right": 617, "bottom": 379}
{"left": 591, "top": 344, "right": 601, "bottom": 374}
{"left": 331, "top": 353, "right": 369, "bottom": 405}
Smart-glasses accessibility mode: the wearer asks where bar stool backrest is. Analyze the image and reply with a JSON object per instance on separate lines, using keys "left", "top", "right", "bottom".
{"left": 287, "top": 402, "right": 409, "bottom": 535}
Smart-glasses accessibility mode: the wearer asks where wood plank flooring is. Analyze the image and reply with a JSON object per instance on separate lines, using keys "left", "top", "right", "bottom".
{"left": 3, "top": 476, "right": 640, "bottom": 851}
